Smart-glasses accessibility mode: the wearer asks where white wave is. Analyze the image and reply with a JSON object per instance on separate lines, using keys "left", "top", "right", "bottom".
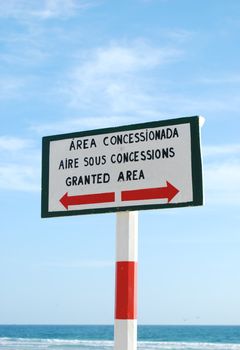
{"left": 138, "top": 342, "right": 240, "bottom": 350}
{"left": 0, "top": 337, "right": 112, "bottom": 349}
{"left": 0, "top": 338, "right": 240, "bottom": 350}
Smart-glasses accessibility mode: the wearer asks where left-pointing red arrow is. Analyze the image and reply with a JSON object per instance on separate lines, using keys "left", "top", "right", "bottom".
{"left": 60, "top": 192, "right": 115, "bottom": 210}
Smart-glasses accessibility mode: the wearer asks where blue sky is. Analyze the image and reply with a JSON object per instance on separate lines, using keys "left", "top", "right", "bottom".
{"left": 0, "top": 0, "right": 240, "bottom": 325}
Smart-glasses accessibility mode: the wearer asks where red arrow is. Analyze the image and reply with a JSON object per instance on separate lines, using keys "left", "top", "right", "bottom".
{"left": 60, "top": 191, "right": 115, "bottom": 210}
{"left": 121, "top": 181, "right": 179, "bottom": 203}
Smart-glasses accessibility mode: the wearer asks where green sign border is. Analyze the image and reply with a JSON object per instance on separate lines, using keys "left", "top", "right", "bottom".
{"left": 41, "top": 116, "right": 203, "bottom": 218}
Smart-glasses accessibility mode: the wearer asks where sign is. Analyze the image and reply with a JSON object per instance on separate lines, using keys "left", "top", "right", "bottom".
{"left": 41, "top": 116, "right": 204, "bottom": 218}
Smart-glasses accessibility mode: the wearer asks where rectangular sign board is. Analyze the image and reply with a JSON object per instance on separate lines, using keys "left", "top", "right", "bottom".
{"left": 41, "top": 116, "right": 203, "bottom": 218}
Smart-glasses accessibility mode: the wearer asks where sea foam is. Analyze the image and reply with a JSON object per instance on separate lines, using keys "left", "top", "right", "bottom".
{"left": 1, "top": 338, "right": 240, "bottom": 350}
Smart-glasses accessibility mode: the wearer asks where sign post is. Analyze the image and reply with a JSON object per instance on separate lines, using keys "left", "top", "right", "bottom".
{"left": 42, "top": 116, "right": 204, "bottom": 217}
{"left": 115, "top": 211, "right": 138, "bottom": 350}
{"left": 41, "top": 116, "right": 204, "bottom": 350}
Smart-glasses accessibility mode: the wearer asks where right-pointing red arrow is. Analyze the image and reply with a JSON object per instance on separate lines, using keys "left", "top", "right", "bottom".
{"left": 121, "top": 181, "right": 179, "bottom": 203}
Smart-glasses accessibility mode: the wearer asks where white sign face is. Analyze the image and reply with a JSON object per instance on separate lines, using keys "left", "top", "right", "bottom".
{"left": 42, "top": 117, "right": 203, "bottom": 217}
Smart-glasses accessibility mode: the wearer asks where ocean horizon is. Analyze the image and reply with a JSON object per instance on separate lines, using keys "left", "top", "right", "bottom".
{"left": 0, "top": 324, "right": 240, "bottom": 350}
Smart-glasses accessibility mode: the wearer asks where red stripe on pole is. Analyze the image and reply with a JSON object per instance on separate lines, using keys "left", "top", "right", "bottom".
{"left": 115, "top": 261, "right": 137, "bottom": 320}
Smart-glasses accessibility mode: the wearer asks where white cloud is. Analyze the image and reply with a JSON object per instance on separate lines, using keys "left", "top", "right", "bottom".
{"left": 0, "top": 48, "right": 49, "bottom": 68}
{"left": 31, "top": 115, "right": 140, "bottom": 135}
{"left": 203, "top": 143, "right": 240, "bottom": 205}
{"left": 203, "top": 144, "right": 240, "bottom": 157}
{"left": 63, "top": 41, "right": 182, "bottom": 115}
{"left": 76, "top": 42, "right": 178, "bottom": 74}
{"left": 199, "top": 74, "right": 240, "bottom": 85}
{"left": 140, "top": 0, "right": 169, "bottom": 3}
{"left": 30, "top": 41, "right": 183, "bottom": 134}
{"left": 163, "top": 29, "right": 194, "bottom": 43}
{"left": 204, "top": 160, "right": 240, "bottom": 205}
{"left": 0, "top": 77, "right": 26, "bottom": 99}
{"left": 41, "top": 260, "right": 113, "bottom": 269}
{"left": 149, "top": 93, "right": 240, "bottom": 116}
{"left": 0, "top": 164, "right": 39, "bottom": 192}
{"left": 52, "top": 40, "right": 240, "bottom": 127}
{"left": 0, "top": 0, "right": 97, "bottom": 20}
{"left": 0, "top": 136, "right": 33, "bottom": 152}
{"left": 0, "top": 136, "right": 40, "bottom": 192}
{"left": 33, "top": 0, "right": 96, "bottom": 20}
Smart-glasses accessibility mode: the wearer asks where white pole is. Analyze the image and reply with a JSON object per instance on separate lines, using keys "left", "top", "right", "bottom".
{"left": 114, "top": 211, "right": 138, "bottom": 350}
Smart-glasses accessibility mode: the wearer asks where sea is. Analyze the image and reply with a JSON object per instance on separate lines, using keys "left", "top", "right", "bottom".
{"left": 0, "top": 325, "right": 240, "bottom": 350}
